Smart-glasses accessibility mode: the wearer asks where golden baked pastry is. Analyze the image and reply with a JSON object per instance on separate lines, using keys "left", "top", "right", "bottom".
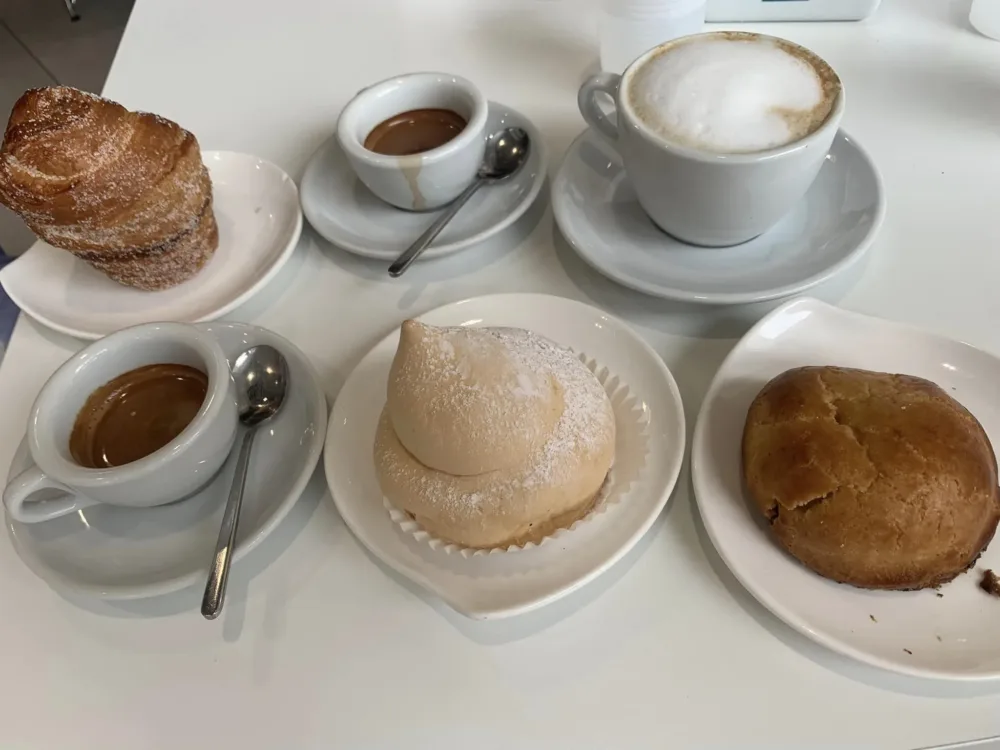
{"left": 0, "top": 86, "right": 217, "bottom": 290}
{"left": 742, "top": 366, "right": 1000, "bottom": 590}
{"left": 374, "top": 321, "right": 615, "bottom": 549}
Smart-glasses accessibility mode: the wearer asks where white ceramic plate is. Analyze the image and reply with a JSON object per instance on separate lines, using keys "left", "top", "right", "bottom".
{"left": 552, "top": 129, "right": 885, "bottom": 305}
{"left": 300, "top": 101, "right": 547, "bottom": 261}
{"left": 0, "top": 151, "right": 303, "bottom": 340}
{"left": 324, "top": 293, "right": 686, "bottom": 619}
{"left": 692, "top": 297, "right": 1000, "bottom": 681}
{"left": 918, "top": 739, "right": 1000, "bottom": 750}
{"left": 5, "top": 323, "right": 327, "bottom": 599}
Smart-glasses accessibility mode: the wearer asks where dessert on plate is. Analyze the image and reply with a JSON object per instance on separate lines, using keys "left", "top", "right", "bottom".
{"left": 0, "top": 86, "right": 217, "bottom": 291}
{"left": 742, "top": 366, "right": 1000, "bottom": 590}
{"left": 374, "top": 320, "right": 615, "bottom": 549}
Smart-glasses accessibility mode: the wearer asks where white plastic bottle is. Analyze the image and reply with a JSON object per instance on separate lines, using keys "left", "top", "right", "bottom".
{"left": 971, "top": 0, "right": 1000, "bottom": 41}
{"left": 599, "top": 0, "right": 707, "bottom": 74}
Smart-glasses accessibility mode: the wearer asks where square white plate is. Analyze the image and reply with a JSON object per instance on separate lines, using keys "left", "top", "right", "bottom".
{"left": 0, "top": 151, "right": 302, "bottom": 340}
{"left": 692, "top": 297, "right": 1000, "bottom": 681}
{"left": 324, "top": 293, "right": 686, "bottom": 619}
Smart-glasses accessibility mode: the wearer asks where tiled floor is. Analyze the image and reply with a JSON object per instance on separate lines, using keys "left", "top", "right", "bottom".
{"left": 0, "top": 0, "right": 134, "bottom": 256}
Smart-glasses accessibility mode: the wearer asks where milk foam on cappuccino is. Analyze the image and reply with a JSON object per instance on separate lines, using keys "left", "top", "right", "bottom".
{"left": 628, "top": 35, "right": 840, "bottom": 154}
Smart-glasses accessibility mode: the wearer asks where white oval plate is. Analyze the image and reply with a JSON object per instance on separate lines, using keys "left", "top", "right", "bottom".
{"left": 5, "top": 323, "right": 327, "bottom": 599}
{"left": 552, "top": 129, "right": 885, "bottom": 305}
{"left": 692, "top": 297, "right": 1000, "bottom": 681}
{"left": 324, "top": 293, "right": 686, "bottom": 619}
{"left": 0, "top": 151, "right": 303, "bottom": 340}
{"left": 300, "top": 101, "right": 547, "bottom": 261}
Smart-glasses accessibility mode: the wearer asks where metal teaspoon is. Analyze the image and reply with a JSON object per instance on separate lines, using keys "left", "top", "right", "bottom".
{"left": 387, "top": 126, "right": 531, "bottom": 278}
{"left": 201, "top": 344, "right": 289, "bottom": 620}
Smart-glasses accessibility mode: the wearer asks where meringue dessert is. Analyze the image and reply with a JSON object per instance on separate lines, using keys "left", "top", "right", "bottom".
{"left": 374, "top": 320, "right": 616, "bottom": 549}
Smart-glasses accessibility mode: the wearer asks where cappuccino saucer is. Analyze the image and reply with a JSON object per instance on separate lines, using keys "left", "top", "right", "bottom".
{"left": 4, "top": 323, "right": 327, "bottom": 600}
{"left": 552, "top": 128, "right": 886, "bottom": 305}
{"left": 300, "top": 101, "right": 548, "bottom": 261}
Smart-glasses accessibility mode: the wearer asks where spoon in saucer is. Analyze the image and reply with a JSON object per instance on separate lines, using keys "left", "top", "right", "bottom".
{"left": 201, "top": 344, "right": 289, "bottom": 620}
{"left": 387, "top": 126, "right": 531, "bottom": 278}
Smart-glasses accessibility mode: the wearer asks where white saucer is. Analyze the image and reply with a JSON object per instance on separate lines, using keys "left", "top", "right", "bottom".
{"left": 552, "top": 129, "right": 886, "bottom": 305}
{"left": 300, "top": 102, "right": 548, "bottom": 261}
{"left": 0, "top": 151, "right": 303, "bottom": 340}
{"left": 692, "top": 298, "right": 1000, "bottom": 681}
{"left": 324, "top": 293, "right": 686, "bottom": 620}
{"left": 5, "top": 322, "right": 327, "bottom": 599}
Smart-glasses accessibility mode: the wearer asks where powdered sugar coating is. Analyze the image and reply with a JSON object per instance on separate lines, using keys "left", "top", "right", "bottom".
{"left": 83, "top": 199, "right": 219, "bottom": 290}
{"left": 0, "top": 86, "right": 218, "bottom": 289}
{"left": 375, "top": 325, "right": 616, "bottom": 548}
{"left": 388, "top": 322, "right": 564, "bottom": 475}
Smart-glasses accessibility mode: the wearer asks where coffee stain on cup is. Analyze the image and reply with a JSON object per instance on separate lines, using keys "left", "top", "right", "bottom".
{"left": 401, "top": 162, "right": 426, "bottom": 211}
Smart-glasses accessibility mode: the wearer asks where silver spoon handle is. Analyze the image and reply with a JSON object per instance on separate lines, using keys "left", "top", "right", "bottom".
{"left": 388, "top": 178, "right": 485, "bottom": 277}
{"left": 201, "top": 428, "right": 256, "bottom": 620}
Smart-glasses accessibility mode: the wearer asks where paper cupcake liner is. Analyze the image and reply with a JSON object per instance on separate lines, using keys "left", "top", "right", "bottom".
{"left": 383, "top": 351, "right": 651, "bottom": 558}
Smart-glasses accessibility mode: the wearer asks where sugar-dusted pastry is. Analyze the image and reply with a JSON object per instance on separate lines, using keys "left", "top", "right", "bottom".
{"left": 742, "top": 366, "right": 1000, "bottom": 590}
{"left": 387, "top": 320, "right": 564, "bottom": 476}
{"left": 375, "top": 321, "right": 615, "bottom": 549}
{"left": 0, "top": 86, "right": 217, "bottom": 290}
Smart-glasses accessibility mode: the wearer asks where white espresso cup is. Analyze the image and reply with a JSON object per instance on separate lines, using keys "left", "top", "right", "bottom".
{"left": 3, "top": 323, "right": 239, "bottom": 524}
{"left": 578, "top": 32, "right": 845, "bottom": 247}
{"left": 337, "top": 71, "right": 489, "bottom": 211}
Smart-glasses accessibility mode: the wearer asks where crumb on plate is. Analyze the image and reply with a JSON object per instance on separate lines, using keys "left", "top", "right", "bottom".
{"left": 980, "top": 569, "right": 1000, "bottom": 598}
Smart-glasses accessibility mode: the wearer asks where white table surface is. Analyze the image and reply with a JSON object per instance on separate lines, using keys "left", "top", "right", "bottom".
{"left": 2, "top": 0, "right": 1000, "bottom": 747}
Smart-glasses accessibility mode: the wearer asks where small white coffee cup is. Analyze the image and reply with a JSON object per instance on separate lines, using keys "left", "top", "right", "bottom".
{"left": 337, "top": 72, "right": 489, "bottom": 211}
{"left": 579, "top": 32, "right": 845, "bottom": 247}
{"left": 3, "top": 323, "right": 238, "bottom": 524}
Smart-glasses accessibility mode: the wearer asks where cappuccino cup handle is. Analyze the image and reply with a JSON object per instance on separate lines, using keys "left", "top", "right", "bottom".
{"left": 578, "top": 72, "right": 622, "bottom": 147}
{"left": 2, "top": 464, "right": 100, "bottom": 524}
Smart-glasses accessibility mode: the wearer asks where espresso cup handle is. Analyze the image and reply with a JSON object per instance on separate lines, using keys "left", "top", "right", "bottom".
{"left": 578, "top": 72, "right": 622, "bottom": 146}
{"left": 2, "top": 464, "right": 99, "bottom": 524}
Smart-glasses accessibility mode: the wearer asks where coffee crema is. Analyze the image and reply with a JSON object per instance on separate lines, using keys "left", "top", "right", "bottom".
{"left": 628, "top": 32, "right": 841, "bottom": 155}
{"left": 364, "top": 108, "right": 467, "bottom": 156}
{"left": 69, "top": 364, "right": 208, "bottom": 469}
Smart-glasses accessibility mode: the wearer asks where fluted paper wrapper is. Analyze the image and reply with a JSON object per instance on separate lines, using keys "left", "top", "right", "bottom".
{"left": 384, "top": 352, "right": 651, "bottom": 557}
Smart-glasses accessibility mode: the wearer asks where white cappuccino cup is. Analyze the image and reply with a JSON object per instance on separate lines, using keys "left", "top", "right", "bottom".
{"left": 578, "top": 31, "right": 845, "bottom": 247}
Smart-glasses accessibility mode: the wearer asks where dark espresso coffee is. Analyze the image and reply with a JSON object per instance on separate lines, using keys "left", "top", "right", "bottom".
{"left": 364, "top": 108, "right": 467, "bottom": 156}
{"left": 69, "top": 364, "right": 208, "bottom": 469}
